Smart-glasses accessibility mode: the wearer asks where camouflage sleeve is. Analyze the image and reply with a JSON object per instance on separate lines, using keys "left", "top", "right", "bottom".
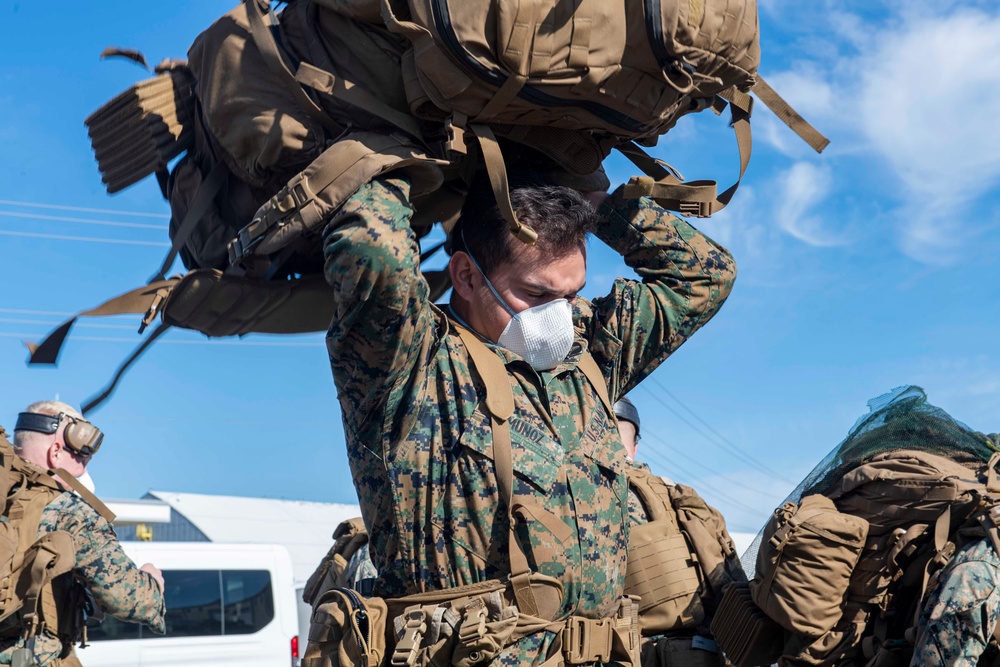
{"left": 41, "top": 494, "right": 166, "bottom": 634}
{"left": 579, "top": 188, "right": 737, "bottom": 400}
{"left": 322, "top": 174, "right": 439, "bottom": 439}
{"left": 909, "top": 538, "right": 1000, "bottom": 666}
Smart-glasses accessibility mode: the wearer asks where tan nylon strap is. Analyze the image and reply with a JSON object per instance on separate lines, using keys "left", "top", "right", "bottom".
{"left": 625, "top": 467, "right": 673, "bottom": 523}
{"left": 576, "top": 352, "right": 614, "bottom": 422}
{"left": 476, "top": 73, "right": 528, "bottom": 122}
{"left": 242, "top": 0, "right": 342, "bottom": 134}
{"left": 567, "top": 0, "right": 593, "bottom": 69}
{"left": 451, "top": 323, "right": 538, "bottom": 617}
{"left": 293, "top": 62, "right": 426, "bottom": 141}
{"left": 52, "top": 469, "right": 116, "bottom": 523}
{"left": 468, "top": 124, "right": 538, "bottom": 244}
{"left": 502, "top": 0, "right": 540, "bottom": 76}
{"left": 150, "top": 160, "right": 228, "bottom": 282}
{"left": 752, "top": 76, "right": 830, "bottom": 154}
{"left": 26, "top": 280, "right": 177, "bottom": 365}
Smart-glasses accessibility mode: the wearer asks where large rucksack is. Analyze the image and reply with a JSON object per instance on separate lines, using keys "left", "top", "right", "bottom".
{"left": 28, "top": 0, "right": 827, "bottom": 412}
{"left": 0, "top": 426, "right": 114, "bottom": 654}
{"left": 712, "top": 387, "right": 1000, "bottom": 667}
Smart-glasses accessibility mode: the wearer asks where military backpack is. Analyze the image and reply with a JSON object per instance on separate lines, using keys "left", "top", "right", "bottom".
{"left": 29, "top": 0, "right": 827, "bottom": 412}
{"left": 0, "top": 427, "right": 116, "bottom": 658}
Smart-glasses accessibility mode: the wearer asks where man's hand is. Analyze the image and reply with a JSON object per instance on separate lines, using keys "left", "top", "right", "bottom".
{"left": 140, "top": 563, "right": 164, "bottom": 591}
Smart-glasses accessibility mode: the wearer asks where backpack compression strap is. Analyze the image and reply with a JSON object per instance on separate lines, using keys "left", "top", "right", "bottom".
{"left": 52, "top": 469, "right": 116, "bottom": 524}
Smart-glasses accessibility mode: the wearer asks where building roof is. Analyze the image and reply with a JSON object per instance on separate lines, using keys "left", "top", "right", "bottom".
{"left": 147, "top": 491, "right": 360, "bottom": 585}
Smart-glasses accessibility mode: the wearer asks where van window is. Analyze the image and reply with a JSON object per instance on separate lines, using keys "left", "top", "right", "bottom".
{"left": 223, "top": 570, "right": 274, "bottom": 635}
{"left": 88, "top": 569, "right": 274, "bottom": 640}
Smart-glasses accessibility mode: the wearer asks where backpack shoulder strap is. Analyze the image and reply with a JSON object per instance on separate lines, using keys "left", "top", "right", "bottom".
{"left": 51, "top": 469, "right": 116, "bottom": 524}
{"left": 625, "top": 466, "right": 673, "bottom": 523}
{"left": 576, "top": 349, "right": 616, "bottom": 424}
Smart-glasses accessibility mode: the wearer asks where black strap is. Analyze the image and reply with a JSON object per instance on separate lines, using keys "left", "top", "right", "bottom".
{"left": 81, "top": 323, "right": 172, "bottom": 415}
{"left": 150, "top": 161, "right": 228, "bottom": 282}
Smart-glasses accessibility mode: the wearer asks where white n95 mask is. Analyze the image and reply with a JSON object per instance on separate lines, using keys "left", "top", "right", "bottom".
{"left": 463, "top": 235, "right": 576, "bottom": 370}
{"left": 497, "top": 298, "right": 575, "bottom": 371}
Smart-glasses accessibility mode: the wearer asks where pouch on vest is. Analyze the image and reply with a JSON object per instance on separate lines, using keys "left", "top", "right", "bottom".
{"left": 751, "top": 494, "right": 869, "bottom": 638}
{"left": 304, "top": 587, "right": 389, "bottom": 667}
{"left": 624, "top": 472, "right": 704, "bottom": 633}
{"left": 304, "top": 518, "right": 370, "bottom": 609}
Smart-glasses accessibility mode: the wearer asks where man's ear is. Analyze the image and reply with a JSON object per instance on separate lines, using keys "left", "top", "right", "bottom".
{"left": 46, "top": 441, "right": 62, "bottom": 469}
{"left": 449, "top": 252, "right": 477, "bottom": 300}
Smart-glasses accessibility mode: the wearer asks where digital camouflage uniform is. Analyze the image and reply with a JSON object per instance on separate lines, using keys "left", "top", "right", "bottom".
{"left": 323, "top": 175, "right": 736, "bottom": 666}
{"left": 910, "top": 537, "right": 1000, "bottom": 666}
{"left": 0, "top": 492, "right": 165, "bottom": 667}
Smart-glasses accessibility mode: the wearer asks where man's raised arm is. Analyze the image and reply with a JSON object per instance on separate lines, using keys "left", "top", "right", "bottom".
{"left": 580, "top": 188, "right": 738, "bottom": 399}
{"left": 322, "top": 175, "right": 438, "bottom": 438}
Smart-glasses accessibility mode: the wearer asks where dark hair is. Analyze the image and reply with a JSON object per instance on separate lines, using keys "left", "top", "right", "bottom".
{"left": 450, "top": 171, "right": 596, "bottom": 277}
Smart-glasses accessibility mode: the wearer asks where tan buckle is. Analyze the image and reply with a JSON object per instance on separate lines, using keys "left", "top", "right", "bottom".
{"left": 445, "top": 113, "right": 468, "bottom": 156}
{"left": 391, "top": 609, "right": 426, "bottom": 667}
{"left": 458, "top": 600, "right": 487, "bottom": 644}
{"left": 678, "top": 201, "right": 713, "bottom": 218}
{"left": 562, "top": 617, "right": 613, "bottom": 664}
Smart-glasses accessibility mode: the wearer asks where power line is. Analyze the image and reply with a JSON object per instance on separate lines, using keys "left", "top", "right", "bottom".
{"left": 0, "top": 308, "right": 75, "bottom": 317}
{"left": 0, "top": 210, "right": 168, "bottom": 230}
{"left": 634, "top": 381, "right": 797, "bottom": 485}
{"left": 0, "top": 230, "right": 169, "bottom": 247}
{"left": 639, "top": 428, "right": 785, "bottom": 501}
{"left": 0, "top": 317, "right": 138, "bottom": 330}
{"left": 0, "top": 331, "right": 321, "bottom": 347}
{"left": 0, "top": 199, "right": 169, "bottom": 219}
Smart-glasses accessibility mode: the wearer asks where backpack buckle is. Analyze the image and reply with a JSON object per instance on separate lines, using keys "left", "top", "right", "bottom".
{"left": 445, "top": 113, "right": 468, "bottom": 156}
{"left": 679, "top": 201, "right": 713, "bottom": 218}
{"left": 562, "top": 617, "right": 613, "bottom": 664}
{"left": 391, "top": 609, "right": 426, "bottom": 667}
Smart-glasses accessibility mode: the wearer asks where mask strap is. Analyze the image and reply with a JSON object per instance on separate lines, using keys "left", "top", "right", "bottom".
{"left": 460, "top": 228, "right": 519, "bottom": 319}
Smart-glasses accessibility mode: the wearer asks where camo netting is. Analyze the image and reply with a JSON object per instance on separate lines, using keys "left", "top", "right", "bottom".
{"left": 742, "top": 385, "right": 1000, "bottom": 577}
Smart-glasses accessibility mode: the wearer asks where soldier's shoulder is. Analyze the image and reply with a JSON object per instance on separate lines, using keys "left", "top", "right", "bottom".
{"left": 40, "top": 490, "right": 106, "bottom": 534}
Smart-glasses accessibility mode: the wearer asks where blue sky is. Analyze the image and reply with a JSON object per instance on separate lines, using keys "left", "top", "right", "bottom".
{"left": 1, "top": 0, "right": 998, "bottom": 533}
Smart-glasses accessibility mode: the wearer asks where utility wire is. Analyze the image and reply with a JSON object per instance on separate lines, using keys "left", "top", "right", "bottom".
{"left": 0, "top": 210, "right": 168, "bottom": 230}
{"left": 0, "top": 230, "right": 169, "bottom": 247}
{"left": 640, "top": 428, "right": 785, "bottom": 500}
{"left": 0, "top": 317, "right": 138, "bottom": 330}
{"left": 634, "top": 382, "right": 797, "bottom": 485}
{"left": 0, "top": 199, "right": 169, "bottom": 219}
{"left": 0, "top": 308, "right": 75, "bottom": 317}
{"left": 0, "top": 331, "right": 320, "bottom": 347}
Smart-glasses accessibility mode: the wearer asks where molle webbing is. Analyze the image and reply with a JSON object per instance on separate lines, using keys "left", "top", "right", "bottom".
{"left": 624, "top": 468, "right": 703, "bottom": 633}
{"left": 85, "top": 67, "right": 196, "bottom": 194}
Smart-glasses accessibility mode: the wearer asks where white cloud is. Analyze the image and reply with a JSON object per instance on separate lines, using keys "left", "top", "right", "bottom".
{"left": 858, "top": 10, "right": 1000, "bottom": 203}
{"left": 773, "top": 161, "right": 842, "bottom": 246}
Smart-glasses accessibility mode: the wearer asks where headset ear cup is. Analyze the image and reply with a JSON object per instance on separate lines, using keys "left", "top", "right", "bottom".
{"left": 63, "top": 419, "right": 103, "bottom": 456}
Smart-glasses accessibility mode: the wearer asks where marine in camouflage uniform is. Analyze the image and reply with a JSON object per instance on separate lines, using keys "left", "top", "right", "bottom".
{"left": 0, "top": 488, "right": 166, "bottom": 667}
{"left": 910, "top": 537, "right": 1000, "bottom": 666}
{"left": 323, "top": 174, "right": 736, "bottom": 666}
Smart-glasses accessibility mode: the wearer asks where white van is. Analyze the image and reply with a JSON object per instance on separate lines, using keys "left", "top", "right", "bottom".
{"left": 81, "top": 542, "right": 300, "bottom": 667}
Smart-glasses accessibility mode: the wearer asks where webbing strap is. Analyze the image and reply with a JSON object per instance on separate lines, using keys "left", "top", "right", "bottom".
{"left": 576, "top": 352, "right": 614, "bottom": 421}
{"left": 567, "top": 1, "right": 593, "bottom": 69}
{"left": 52, "top": 469, "right": 116, "bottom": 523}
{"left": 619, "top": 89, "right": 752, "bottom": 218}
{"left": 242, "top": 0, "right": 342, "bottom": 134}
{"left": 468, "top": 124, "right": 538, "bottom": 244}
{"left": 26, "top": 280, "right": 177, "bottom": 366}
{"left": 752, "top": 76, "right": 830, "bottom": 154}
{"left": 451, "top": 323, "right": 537, "bottom": 616}
{"left": 150, "top": 161, "right": 228, "bottom": 283}
{"left": 502, "top": 0, "right": 540, "bottom": 76}
{"left": 294, "top": 62, "right": 425, "bottom": 141}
